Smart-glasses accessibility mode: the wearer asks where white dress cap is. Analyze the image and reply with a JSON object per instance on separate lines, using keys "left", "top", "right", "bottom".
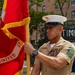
{"left": 42, "top": 15, "right": 67, "bottom": 24}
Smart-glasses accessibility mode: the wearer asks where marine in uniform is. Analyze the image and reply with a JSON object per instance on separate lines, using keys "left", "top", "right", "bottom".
{"left": 24, "top": 15, "right": 75, "bottom": 75}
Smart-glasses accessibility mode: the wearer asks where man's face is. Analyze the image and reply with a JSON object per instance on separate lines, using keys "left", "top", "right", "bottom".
{"left": 46, "top": 25, "right": 62, "bottom": 40}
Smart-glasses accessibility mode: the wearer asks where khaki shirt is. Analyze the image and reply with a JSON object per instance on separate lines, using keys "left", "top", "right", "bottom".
{"left": 34, "top": 37, "right": 75, "bottom": 75}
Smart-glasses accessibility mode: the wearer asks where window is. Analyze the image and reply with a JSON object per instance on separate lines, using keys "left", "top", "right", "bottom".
{"left": 42, "top": 5, "right": 46, "bottom": 12}
{"left": 31, "top": 1, "right": 34, "bottom": 5}
{"left": 71, "top": 11, "right": 75, "bottom": 19}
{"left": 55, "top": 3, "right": 59, "bottom": 9}
{"left": 71, "top": 0, "right": 75, "bottom": 5}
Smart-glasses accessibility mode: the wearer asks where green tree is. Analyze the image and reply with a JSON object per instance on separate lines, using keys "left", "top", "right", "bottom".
{"left": 55, "top": 0, "right": 71, "bottom": 16}
{"left": 29, "top": 8, "right": 49, "bottom": 34}
{"left": 29, "top": 0, "right": 44, "bottom": 7}
{"left": 29, "top": 8, "right": 54, "bottom": 33}
{"left": 55, "top": 1, "right": 75, "bottom": 28}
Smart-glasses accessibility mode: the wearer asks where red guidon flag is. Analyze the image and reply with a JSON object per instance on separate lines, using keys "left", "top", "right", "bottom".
{"left": 0, "top": 0, "right": 30, "bottom": 75}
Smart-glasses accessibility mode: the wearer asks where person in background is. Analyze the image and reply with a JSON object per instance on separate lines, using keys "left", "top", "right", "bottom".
{"left": 24, "top": 15, "right": 75, "bottom": 75}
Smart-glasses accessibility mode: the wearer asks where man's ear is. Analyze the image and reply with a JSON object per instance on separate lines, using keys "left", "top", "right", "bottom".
{"left": 59, "top": 26, "right": 63, "bottom": 34}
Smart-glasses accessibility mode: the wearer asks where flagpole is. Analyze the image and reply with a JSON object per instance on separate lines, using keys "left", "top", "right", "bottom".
{"left": 26, "top": 23, "right": 30, "bottom": 75}
{"left": 26, "top": 54, "right": 30, "bottom": 75}
{"left": 1, "top": 0, "right": 7, "bottom": 21}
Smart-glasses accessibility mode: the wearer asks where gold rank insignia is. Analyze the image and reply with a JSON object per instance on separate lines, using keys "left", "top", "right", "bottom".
{"left": 66, "top": 46, "right": 74, "bottom": 58}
